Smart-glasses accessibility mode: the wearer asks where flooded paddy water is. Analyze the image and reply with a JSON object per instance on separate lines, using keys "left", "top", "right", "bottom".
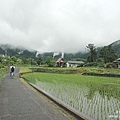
{"left": 34, "top": 80, "right": 120, "bottom": 120}
{"left": 22, "top": 71, "right": 120, "bottom": 120}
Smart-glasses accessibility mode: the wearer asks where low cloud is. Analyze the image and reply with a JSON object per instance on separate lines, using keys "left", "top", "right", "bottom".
{"left": 0, "top": 0, "right": 120, "bottom": 53}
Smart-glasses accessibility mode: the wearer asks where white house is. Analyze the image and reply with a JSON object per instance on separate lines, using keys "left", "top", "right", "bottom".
{"left": 66, "top": 61, "right": 84, "bottom": 68}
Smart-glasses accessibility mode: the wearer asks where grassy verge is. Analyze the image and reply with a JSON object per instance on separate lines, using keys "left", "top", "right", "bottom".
{"left": 0, "top": 68, "right": 7, "bottom": 80}
{"left": 19, "top": 67, "right": 32, "bottom": 73}
{"left": 28, "top": 67, "right": 120, "bottom": 75}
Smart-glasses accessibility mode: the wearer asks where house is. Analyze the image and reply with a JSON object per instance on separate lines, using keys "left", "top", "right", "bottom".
{"left": 56, "top": 58, "right": 65, "bottom": 67}
{"left": 66, "top": 61, "right": 84, "bottom": 68}
{"left": 113, "top": 58, "right": 120, "bottom": 68}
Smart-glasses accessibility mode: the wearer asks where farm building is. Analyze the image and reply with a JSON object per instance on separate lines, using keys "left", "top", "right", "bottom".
{"left": 66, "top": 61, "right": 84, "bottom": 68}
{"left": 113, "top": 58, "right": 120, "bottom": 68}
{"left": 56, "top": 58, "right": 65, "bottom": 67}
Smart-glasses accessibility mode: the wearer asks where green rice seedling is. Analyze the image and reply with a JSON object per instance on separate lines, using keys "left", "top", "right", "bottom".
{"left": 22, "top": 72, "right": 120, "bottom": 120}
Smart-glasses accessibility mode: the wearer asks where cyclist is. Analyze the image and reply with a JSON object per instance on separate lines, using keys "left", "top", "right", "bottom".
{"left": 10, "top": 64, "right": 15, "bottom": 77}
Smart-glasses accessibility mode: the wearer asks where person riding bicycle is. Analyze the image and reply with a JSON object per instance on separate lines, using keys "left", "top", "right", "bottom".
{"left": 10, "top": 64, "right": 15, "bottom": 77}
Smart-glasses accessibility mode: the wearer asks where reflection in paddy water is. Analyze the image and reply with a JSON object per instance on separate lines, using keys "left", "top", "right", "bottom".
{"left": 35, "top": 81, "right": 120, "bottom": 120}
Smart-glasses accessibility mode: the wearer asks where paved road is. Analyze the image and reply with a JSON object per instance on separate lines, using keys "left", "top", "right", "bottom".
{"left": 0, "top": 68, "right": 70, "bottom": 120}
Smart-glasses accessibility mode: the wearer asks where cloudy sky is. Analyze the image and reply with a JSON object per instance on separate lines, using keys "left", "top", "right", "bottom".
{"left": 0, "top": 0, "right": 120, "bottom": 53}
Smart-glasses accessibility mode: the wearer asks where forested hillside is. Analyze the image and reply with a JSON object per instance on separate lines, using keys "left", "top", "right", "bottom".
{"left": 0, "top": 44, "right": 37, "bottom": 58}
{"left": 0, "top": 40, "right": 120, "bottom": 60}
{"left": 110, "top": 40, "right": 120, "bottom": 57}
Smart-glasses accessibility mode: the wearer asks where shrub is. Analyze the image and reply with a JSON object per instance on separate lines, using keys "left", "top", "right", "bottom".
{"left": 105, "top": 62, "right": 115, "bottom": 68}
{"left": 0, "top": 63, "right": 4, "bottom": 68}
{"left": 84, "top": 62, "right": 98, "bottom": 67}
{"left": 48, "top": 60, "right": 55, "bottom": 67}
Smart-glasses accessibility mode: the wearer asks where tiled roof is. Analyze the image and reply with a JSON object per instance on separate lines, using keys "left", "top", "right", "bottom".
{"left": 113, "top": 58, "right": 120, "bottom": 62}
{"left": 56, "top": 58, "right": 64, "bottom": 62}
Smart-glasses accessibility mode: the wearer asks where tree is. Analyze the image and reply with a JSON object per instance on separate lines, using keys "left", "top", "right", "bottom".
{"left": 29, "top": 58, "right": 36, "bottom": 65}
{"left": 0, "top": 55, "right": 3, "bottom": 63}
{"left": 21, "top": 58, "right": 29, "bottom": 64}
{"left": 46, "top": 56, "right": 55, "bottom": 67}
{"left": 86, "top": 44, "right": 97, "bottom": 62}
{"left": 10, "top": 56, "right": 17, "bottom": 63}
{"left": 36, "top": 56, "right": 42, "bottom": 65}
{"left": 99, "top": 45, "right": 118, "bottom": 63}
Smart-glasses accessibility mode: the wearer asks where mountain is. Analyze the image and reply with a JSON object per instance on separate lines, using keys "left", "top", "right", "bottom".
{"left": 0, "top": 40, "right": 120, "bottom": 59}
{"left": 0, "top": 44, "right": 88, "bottom": 60}
{"left": 0, "top": 44, "right": 37, "bottom": 58}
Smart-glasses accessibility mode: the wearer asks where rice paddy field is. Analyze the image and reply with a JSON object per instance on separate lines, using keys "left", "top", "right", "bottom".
{"left": 22, "top": 68, "right": 120, "bottom": 120}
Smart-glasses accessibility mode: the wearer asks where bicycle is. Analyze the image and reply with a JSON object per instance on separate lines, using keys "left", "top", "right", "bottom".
{"left": 10, "top": 72, "right": 14, "bottom": 78}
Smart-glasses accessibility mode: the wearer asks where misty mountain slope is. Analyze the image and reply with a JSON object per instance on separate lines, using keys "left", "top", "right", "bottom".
{"left": 0, "top": 40, "right": 120, "bottom": 59}
{"left": 0, "top": 44, "right": 88, "bottom": 60}
{"left": 0, "top": 44, "right": 37, "bottom": 58}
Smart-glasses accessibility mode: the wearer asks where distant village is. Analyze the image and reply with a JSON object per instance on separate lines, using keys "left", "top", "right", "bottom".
{"left": 0, "top": 42, "right": 120, "bottom": 69}
{"left": 54, "top": 52, "right": 85, "bottom": 68}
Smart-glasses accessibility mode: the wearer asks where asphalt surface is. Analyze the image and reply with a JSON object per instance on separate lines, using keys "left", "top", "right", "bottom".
{"left": 0, "top": 68, "right": 70, "bottom": 120}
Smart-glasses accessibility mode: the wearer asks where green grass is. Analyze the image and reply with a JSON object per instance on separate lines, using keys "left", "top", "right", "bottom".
{"left": 19, "top": 67, "right": 32, "bottom": 73}
{"left": 22, "top": 72, "right": 120, "bottom": 84}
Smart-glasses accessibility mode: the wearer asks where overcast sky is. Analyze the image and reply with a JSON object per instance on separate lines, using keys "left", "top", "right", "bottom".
{"left": 0, "top": 0, "right": 120, "bottom": 53}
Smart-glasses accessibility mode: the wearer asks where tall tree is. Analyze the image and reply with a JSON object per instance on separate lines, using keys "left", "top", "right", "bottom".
{"left": 86, "top": 44, "right": 97, "bottom": 62}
